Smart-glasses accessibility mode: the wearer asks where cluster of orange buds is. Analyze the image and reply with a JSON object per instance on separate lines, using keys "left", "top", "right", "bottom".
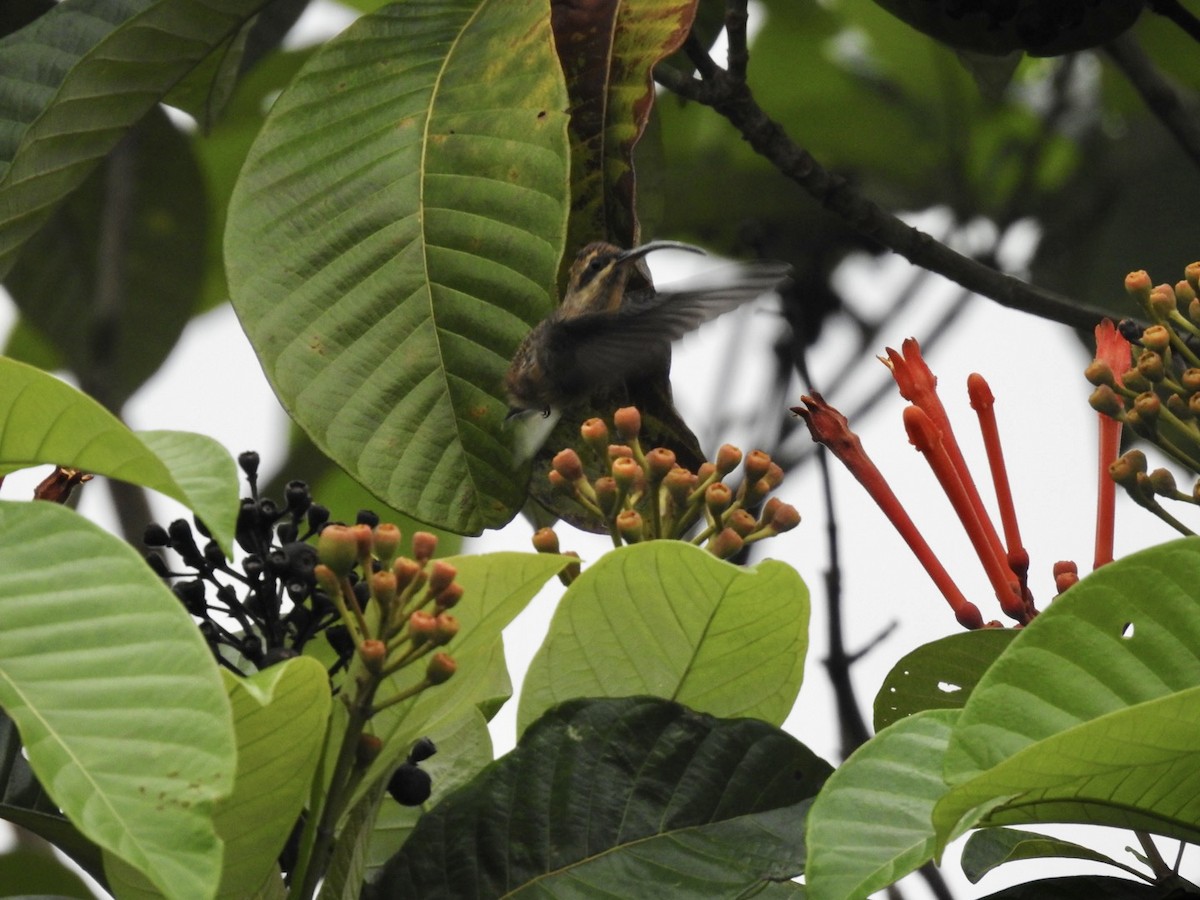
{"left": 535, "top": 405, "right": 800, "bottom": 564}
{"left": 315, "top": 523, "right": 459, "bottom": 718}
{"left": 1086, "top": 264, "right": 1200, "bottom": 539}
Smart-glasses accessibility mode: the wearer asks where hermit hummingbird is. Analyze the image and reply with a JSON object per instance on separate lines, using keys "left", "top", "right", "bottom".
{"left": 504, "top": 240, "right": 791, "bottom": 462}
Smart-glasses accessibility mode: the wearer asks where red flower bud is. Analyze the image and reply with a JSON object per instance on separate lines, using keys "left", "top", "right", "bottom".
{"left": 705, "top": 482, "right": 732, "bottom": 516}
{"left": 707, "top": 527, "right": 744, "bottom": 559}
{"left": 616, "top": 509, "right": 644, "bottom": 543}
{"left": 358, "top": 638, "right": 387, "bottom": 675}
{"left": 412, "top": 532, "right": 438, "bottom": 564}
{"left": 373, "top": 523, "right": 401, "bottom": 563}
{"left": 433, "top": 613, "right": 459, "bottom": 645}
{"left": 552, "top": 448, "right": 585, "bottom": 483}
{"left": 435, "top": 582, "right": 463, "bottom": 610}
{"left": 743, "top": 450, "right": 771, "bottom": 482}
{"left": 428, "top": 560, "right": 457, "bottom": 594}
{"left": 408, "top": 610, "right": 436, "bottom": 646}
{"left": 646, "top": 448, "right": 676, "bottom": 481}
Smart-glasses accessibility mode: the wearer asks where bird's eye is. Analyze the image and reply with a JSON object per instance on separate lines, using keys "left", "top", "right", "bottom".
{"left": 540, "top": 406, "right": 551, "bottom": 418}
{"left": 588, "top": 257, "right": 605, "bottom": 272}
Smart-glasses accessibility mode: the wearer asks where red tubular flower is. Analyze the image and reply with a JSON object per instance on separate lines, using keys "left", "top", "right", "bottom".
{"left": 883, "top": 340, "right": 1012, "bottom": 597}
{"left": 793, "top": 394, "right": 984, "bottom": 629}
{"left": 1092, "top": 319, "right": 1130, "bottom": 568}
{"left": 903, "top": 406, "right": 1026, "bottom": 623}
{"left": 967, "top": 374, "right": 1029, "bottom": 591}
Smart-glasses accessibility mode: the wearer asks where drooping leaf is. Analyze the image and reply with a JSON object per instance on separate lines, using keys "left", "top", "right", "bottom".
{"left": 551, "top": 0, "right": 698, "bottom": 256}
{"left": 518, "top": 541, "right": 809, "bottom": 733}
{"left": 2, "top": 107, "right": 207, "bottom": 407}
{"left": 367, "top": 696, "right": 832, "bottom": 898}
{"left": 804, "top": 709, "right": 958, "bottom": 900}
{"left": 226, "top": 0, "right": 571, "bottom": 534}
{"left": 874, "top": 629, "right": 1017, "bottom": 730}
{"left": 0, "top": 357, "right": 239, "bottom": 555}
{"left": 960, "top": 827, "right": 1133, "bottom": 885}
{"left": 0, "top": 847, "right": 95, "bottom": 898}
{"left": 0, "top": 0, "right": 274, "bottom": 277}
{"left": 0, "top": 500, "right": 235, "bottom": 900}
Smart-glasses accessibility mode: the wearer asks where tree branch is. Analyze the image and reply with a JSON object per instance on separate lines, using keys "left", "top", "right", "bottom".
{"left": 654, "top": 56, "right": 1105, "bottom": 332}
{"left": 1104, "top": 31, "right": 1200, "bottom": 170}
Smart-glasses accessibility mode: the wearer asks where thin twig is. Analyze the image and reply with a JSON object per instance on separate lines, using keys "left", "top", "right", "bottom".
{"left": 654, "top": 51, "right": 1105, "bottom": 332}
{"left": 1104, "top": 31, "right": 1200, "bottom": 169}
{"left": 724, "top": 0, "right": 749, "bottom": 84}
{"left": 1149, "top": 0, "right": 1200, "bottom": 42}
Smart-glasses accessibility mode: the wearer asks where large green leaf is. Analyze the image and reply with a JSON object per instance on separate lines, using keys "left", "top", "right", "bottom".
{"left": 804, "top": 709, "right": 958, "bottom": 900}
{"left": 0, "top": 500, "right": 235, "bottom": 899}
{"left": 874, "top": 629, "right": 1017, "bottom": 730}
{"left": 943, "top": 538, "right": 1200, "bottom": 781}
{"left": 929, "top": 538, "right": 1200, "bottom": 846}
{"left": 2, "top": 107, "right": 207, "bottom": 407}
{"left": 225, "top": 0, "right": 571, "bottom": 535}
{"left": 518, "top": 541, "right": 809, "bottom": 733}
{"left": 0, "top": 0, "right": 273, "bottom": 277}
{"left": 935, "top": 684, "right": 1200, "bottom": 845}
{"left": 366, "top": 696, "right": 832, "bottom": 898}
{"left": 0, "top": 356, "right": 239, "bottom": 555}
{"left": 105, "top": 657, "right": 332, "bottom": 899}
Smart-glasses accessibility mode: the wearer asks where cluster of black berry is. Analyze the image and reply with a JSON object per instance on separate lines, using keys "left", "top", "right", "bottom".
{"left": 143, "top": 451, "right": 357, "bottom": 674}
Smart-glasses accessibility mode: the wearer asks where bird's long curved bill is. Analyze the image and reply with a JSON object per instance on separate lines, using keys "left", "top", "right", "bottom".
{"left": 615, "top": 240, "right": 707, "bottom": 264}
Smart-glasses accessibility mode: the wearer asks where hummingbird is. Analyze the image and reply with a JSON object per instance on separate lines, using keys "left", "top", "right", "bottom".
{"left": 504, "top": 240, "right": 791, "bottom": 462}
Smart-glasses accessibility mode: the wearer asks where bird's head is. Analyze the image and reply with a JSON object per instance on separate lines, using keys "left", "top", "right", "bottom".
{"left": 559, "top": 240, "right": 704, "bottom": 317}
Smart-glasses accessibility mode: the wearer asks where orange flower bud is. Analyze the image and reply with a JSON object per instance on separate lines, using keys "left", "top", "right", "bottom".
{"left": 613, "top": 406, "right": 641, "bottom": 440}
{"left": 1140, "top": 324, "right": 1171, "bottom": 352}
{"left": 769, "top": 502, "right": 801, "bottom": 533}
{"left": 358, "top": 639, "right": 387, "bottom": 675}
{"left": 715, "top": 444, "right": 742, "bottom": 476}
{"left": 707, "top": 527, "right": 744, "bottom": 559}
{"left": 408, "top": 610, "right": 436, "bottom": 646}
{"left": 581, "top": 417, "right": 609, "bottom": 455}
{"left": 705, "top": 482, "right": 732, "bottom": 516}
{"left": 350, "top": 523, "right": 374, "bottom": 562}
{"left": 727, "top": 509, "right": 757, "bottom": 537}
{"left": 532, "top": 527, "right": 560, "bottom": 554}
{"left": 616, "top": 509, "right": 644, "bottom": 543}
{"left": 663, "top": 467, "right": 696, "bottom": 506}
{"left": 612, "top": 455, "right": 642, "bottom": 490}
{"left": 433, "top": 613, "right": 459, "bottom": 645}
{"left": 1148, "top": 468, "right": 1177, "bottom": 495}
{"left": 548, "top": 469, "right": 571, "bottom": 493}
{"left": 743, "top": 450, "right": 771, "bottom": 482}
{"left": 314, "top": 564, "right": 341, "bottom": 597}
{"left": 373, "top": 523, "right": 402, "bottom": 564}
{"left": 393, "top": 556, "right": 420, "bottom": 588}
{"left": 1136, "top": 350, "right": 1165, "bottom": 382}
{"left": 594, "top": 476, "right": 619, "bottom": 514}
{"left": 428, "top": 560, "right": 457, "bottom": 594}
{"left": 435, "top": 582, "right": 463, "bottom": 610}
{"left": 412, "top": 532, "right": 438, "bottom": 564}
{"left": 646, "top": 448, "right": 676, "bottom": 481}
{"left": 1149, "top": 283, "right": 1177, "bottom": 318}
{"left": 607, "top": 444, "right": 634, "bottom": 460}
{"left": 552, "top": 448, "right": 585, "bottom": 483}
{"left": 371, "top": 571, "right": 397, "bottom": 608}
{"left": 426, "top": 652, "right": 457, "bottom": 685}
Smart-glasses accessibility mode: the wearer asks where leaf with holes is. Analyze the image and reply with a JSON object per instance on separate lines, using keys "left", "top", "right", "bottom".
{"left": 874, "top": 629, "right": 1016, "bottom": 731}
{"left": 517, "top": 542, "right": 809, "bottom": 734}
{"left": 225, "top": 0, "right": 571, "bottom": 535}
{"left": 0, "top": 500, "right": 235, "bottom": 899}
{"left": 366, "top": 696, "right": 832, "bottom": 898}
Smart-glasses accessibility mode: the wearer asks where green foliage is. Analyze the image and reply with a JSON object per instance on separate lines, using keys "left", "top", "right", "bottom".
{"left": 806, "top": 539, "right": 1200, "bottom": 899}
{"left": 1, "top": 0, "right": 1200, "bottom": 897}
{"left": 367, "top": 696, "right": 832, "bottom": 898}
{"left": 0, "top": 356, "right": 240, "bottom": 555}
{"left": 225, "top": 0, "right": 571, "bottom": 535}
{"left": 518, "top": 541, "right": 810, "bottom": 732}
{"left": 0, "top": 500, "right": 236, "bottom": 899}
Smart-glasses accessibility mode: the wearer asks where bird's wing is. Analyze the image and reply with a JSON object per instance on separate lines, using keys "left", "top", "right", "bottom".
{"left": 546, "top": 259, "right": 791, "bottom": 388}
